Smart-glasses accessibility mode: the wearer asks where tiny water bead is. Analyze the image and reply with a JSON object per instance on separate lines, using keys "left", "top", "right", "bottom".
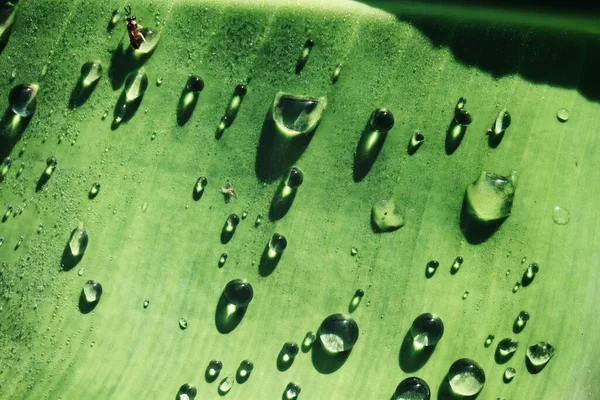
{"left": 411, "top": 313, "right": 444, "bottom": 347}
{"left": 179, "top": 318, "right": 188, "bottom": 330}
{"left": 268, "top": 233, "right": 287, "bottom": 259}
{"left": 450, "top": 256, "right": 463, "bottom": 274}
{"left": 0, "top": 156, "right": 12, "bottom": 178}
{"left": 2, "top": 204, "right": 12, "bottom": 221}
{"left": 218, "top": 376, "right": 233, "bottom": 395}
{"left": 9, "top": 83, "right": 38, "bottom": 117}
{"left": 280, "top": 342, "right": 299, "bottom": 363}
{"left": 207, "top": 360, "right": 223, "bottom": 379}
{"left": 186, "top": 75, "right": 204, "bottom": 93}
{"left": 462, "top": 290, "right": 469, "bottom": 300}
{"left": 349, "top": 289, "right": 364, "bottom": 311}
{"left": 407, "top": 131, "right": 425, "bottom": 154}
{"left": 526, "top": 342, "right": 555, "bottom": 371}
{"left": 15, "top": 235, "right": 23, "bottom": 249}
{"left": 425, "top": 260, "right": 439, "bottom": 278}
{"left": 296, "top": 38, "right": 314, "bottom": 74}
{"left": 176, "top": 383, "right": 197, "bottom": 400}
{"left": 218, "top": 253, "right": 228, "bottom": 268}
{"left": 193, "top": 176, "right": 207, "bottom": 199}
{"left": 556, "top": 108, "right": 569, "bottom": 122}
{"left": 156, "top": 77, "right": 164, "bottom": 86}
{"left": 514, "top": 311, "right": 530, "bottom": 333}
{"left": 318, "top": 314, "right": 359, "bottom": 353}
{"left": 242, "top": 210, "right": 248, "bottom": 219}
{"left": 332, "top": 62, "right": 342, "bottom": 83}
{"left": 447, "top": 358, "right": 486, "bottom": 397}
{"left": 350, "top": 247, "right": 358, "bottom": 256}
{"left": 124, "top": 68, "right": 148, "bottom": 102}
{"left": 271, "top": 92, "right": 326, "bottom": 137}
{"left": 80, "top": 61, "right": 103, "bottom": 87}
{"left": 302, "top": 331, "right": 316, "bottom": 351}
{"left": 503, "top": 367, "right": 516, "bottom": 383}
{"left": 222, "top": 83, "right": 247, "bottom": 124}
{"left": 224, "top": 279, "right": 254, "bottom": 308}
{"left": 255, "top": 214, "right": 263, "bottom": 227}
{"left": 69, "top": 224, "right": 88, "bottom": 257}
{"left": 552, "top": 205, "right": 570, "bottom": 225}
{"left": 89, "top": 182, "right": 100, "bottom": 199}
{"left": 284, "top": 382, "right": 301, "bottom": 400}
{"left": 522, "top": 263, "right": 539, "bottom": 286}
{"left": 465, "top": 170, "right": 518, "bottom": 224}
{"left": 143, "top": 299, "right": 149, "bottom": 308}
{"left": 497, "top": 338, "right": 518, "bottom": 358}
{"left": 484, "top": 334, "right": 495, "bottom": 347}
{"left": 393, "top": 377, "right": 431, "bottom": 400}
{"left": 371, "top": 199, "right": 405, "bottom": 233}
{"left": 16, "top": 162, "right": 24, "bottom": 177}
{"left": 221, "top": 214, "right": 240, "bottom": 243}
{"left": 82, "top": 280, "right": 102, "bottom": 304}
{"left": 237, "top": 360, "right": 254, "bottom": 381}
{"left": 493, "top": 108, "right": 511, "bottom": 135}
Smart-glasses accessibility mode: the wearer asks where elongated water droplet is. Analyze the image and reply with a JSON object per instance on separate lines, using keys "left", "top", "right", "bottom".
{"left": 0, "top": 237, "right": 4, "bottom": 247}
{"left": 526, "top": 342, "right": 555, "bottom": 372}
{"left": 284, "top": 382, "right": 301, "bottom": 399}
{"left": 241, "top": 209, "right": 248, "bottom": 219}
{"left": 411, "top": 313, "right": 444, "bottom": 348}
{"left": 447, "top": 358, "right": 486, "bottom": 396}
{"left": 497, "top": 338, "right": 518, "bottom": 360}
{"left": 218, "top": 253, "right": 228, "bottom": 268}
{"left": 503, "top": 367, "right": 516, "bottom": 383}
{"left": 280, "top": 341, "right": 299, "bottom": 364}
{"left": 0, "top": 156, "right": 12, "bottom": 178}
{"left": 393, "top": 377, "right": 431, "bottom": 400}
{"left": 9, "top": 83, "right": 38, "bottom": 117}
{"left": 2, "top": 204, "right": 12, "bottom": 221}
{"left": 350, "top": 247, "right": 358, "bottom": 256}
{"left": 512, "top": 282, "right": 521, "bottom": 293}
{"left": 176, "top": 383, "right": 197, "bottom": 400}
{"left": 493, "top": 108, "right": 511, "bottom": 135}
{"left": 556, "top": 109, "right": 569, "bottom": 122}
{"left": 89, "top": 182, "right": 100, "bottom": 199}
{"left": 124, "top": 68, "right": 148, "bottom": 102}
{"left": 371, "top": 199, "right": 404, "bottom": 233}
{"left": 425, "top": 260, "right": 439, "bottom": 278}
{"left": 552, "top": 205, "right": 570, "bottom": 225}
{"left": 179, "top": 318, "right": 188, "bottom": 330}
{"left": 143, "top": 299, "right": 149, "bottom": 308}
{"left": 514, "top": 311, "right": 530, "bottom": 333}
{"left": 255, "top": 214, "right": 263, "bottom": 227}
{"left": 484, "top": 334, "right": 495, "bottom": 347}
{"left": 465, "top": 170, "right": 518, "bottom": 224}
{"left": 332, "top": 62, "right": 342, "bottom": 83}
{"left": 221, "top": 214, "right": 240, "bottom": 243}
{"left": 237, "top": 360, "right": 253, "bottom": 381}
{"left": 349, "top": 289, "right": 364, "bottom": 312}
{"left": 456, "top": 97, "right": 467, "bottom": 111}
{"left": 318, "top": 314, "right": 359, "bottom": 353}
{"left": 462, "top": 290, "right": 469, "bottom": 300}
{"left": 135, "top": 27, "right": 161, "bottom": 54}
{"left": 82, "top": 280, "right": 102, "bottom": 304}
{"left": 272, "top": 92, "right": 326, "bottom": 137}
{"left": 223, "top": 84, "right": 247, "bottom": 122}
{"left": 296, "top": 39, "right": 314, "bottom": 74}
{"left": 193, "top": 176, "right": 207, "bottom": 200}
{"left": 108, "top": 9, "right": 121, "bottom": 31}
{"left": 80, "top": 61, "right": 103, "bottom": 87}
{"left": 218, "top": 376, "right": 233, "bottom": 394}
{"left": 69, "top": 225, "right": 88, "bottom": 257}
{"left": 408, "top": 131, "right": 425, "bottom": 154}
{"left": 15, "top": 235, "right": 23, "bottom": 249}
{"left": 44, "top": 156, "right": 57, "bottom": 177}
{"left": 451, "top": 256, "right": 463, "bottom": 274}
{"left": 206, "top": 360, "right": 223, "bottom": 380}
{"left": 268, "top": 233, "right": 287, "bottom": 259}
{"left": 224, "top": 279, "right": 253, "bottom": 308}
{"left": 302, "top": 331, "right": 316, "bottom": 351}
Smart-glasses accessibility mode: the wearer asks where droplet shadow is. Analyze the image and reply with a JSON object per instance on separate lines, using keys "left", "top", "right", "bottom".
{"left": 445, "top": 121, "right": 466, "bottom": 155}
{"left": 487, "top": 129, "right": 504, "bottom": 148}
{"left": 111, "top": 92, "right": 143, "bottom": 130}
{"left": 108, "top": 41, "right": 153, "bottom": 90}
{"left": 269, "top": 180, "right": 297, "bottom": 221}
{"left": 512, "top": 320, "right": 525, "bottom": 334}
{"left": 0, "top": 108, "right": 32, "bottom": 161}
{"left": 214, "top": 293, "right": 247, "bottom": 334}
{"left": 35, "top": 171, "right": 51, "bottom": 192}
{"left": 525, "top": 357, "right": 549, "bottom": 374}
{"left": 521, "top": 271, "right": 534, "bottom": 287}
{"left": 176, "top": 88, "right": 199, "bottom": 126}
{"left": 459, "top": 198, "right": 505, "bottom": 244}
{"left": 60, "top": 243, "right": 83, "bottom": 271}
{"left": 220, "top": 224, "right": 235, "bottom": 245}
{"left": 68, "top": 78, "right": 100, "bottom": 109}
{"left": 398, "top": 329, "right": 435, "bottom": 373}
{"left": 311, "top": 338, "right": 350, "bottom": 375}
{"left": 78, "top": 290, "right": 99, "bottom": 314}
{"left": 258, "top": 243, "right": 282, "bottom": 277}
{"left": 353, "top": 122, "right": 386, "bottom": 182}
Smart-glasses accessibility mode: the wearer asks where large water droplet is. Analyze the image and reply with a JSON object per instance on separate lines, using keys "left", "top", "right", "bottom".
{"left": 81, "top": 61, "right": 103, "bottom": 87}
{"left": 272, "top": 92, "right": 326, "bottom": 137}
{"left": 69, "top": 224, "right": 88, "bottom": 257}
{"left": 371, "top": 199, "right": 405, "bottom": 233}
{"left": 393, "top": 377, "right": 431, "bottom": 400}
{"left": 224, "top": 279, "right": 253, "bottom": 308}
{"left": 268, "top": 233, "right": 287, "bottom": 259}
{"left": 556, "top": 109, "right": 569, "bottom": 122}
{"left": 9, "top": 83, "right": 38, "bottom": 117}
{"left": 218, "top": 376, "right": 233, "bottom": 395}
{"left": 447, "top": 358, "right": 486, "bottom": 397}
{"left": 464, "top": 170, "right": 518, "bottom": 224}
{"left": 176, "top": 384, "right": 197, "bottom": 400}
{"left": 552, "top": 206, "right": 570, "bottom": 225}
{"left": 82, "top": 280, "right": 102, "bottom": 304}
{"left": 526, "top": 342, "right": 555, "bottom": 373}
{"left": 283, "top": 382, "right": 301, "bottom": 399}
{"left": 411, "top": 313, "right": 444, "bottom": 348}
{"left": 318, "top": 314, "right": 359, "bottom": 353}
{"left": 136, "top": 27, "right": 161, "bottom": 54}
{"left": 124, "top": 68, "right": 148, "bottom": 102}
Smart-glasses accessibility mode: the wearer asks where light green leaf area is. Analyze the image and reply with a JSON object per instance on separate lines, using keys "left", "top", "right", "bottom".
{"left": 0, "top": 0, "right": 598, "bottom": 399}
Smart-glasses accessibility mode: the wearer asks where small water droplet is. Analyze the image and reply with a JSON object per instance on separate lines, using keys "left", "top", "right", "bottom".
{"left": 186, "top": 75, "right": 204, "bottom": 93}
{"left": 526, "top": 342, "right": 555, "bottom": 372}
{"left": 102, "top": 109, "right": 108, "bottom": 120}
{"left": 512, "top": 282, "right": 521, "bottom": 293}
{"left": 332, "top": 62, "right": 342, "bottom": 83}
{"left": 218, "top": 376, "right": 233, "bottom": 395}
{"left": 318, "top": 314, "right": 359, "bottom": 353}
{"left": 221, "top": 214, "right": 240, "bottom": 243}
{"left": 176, "top": 383, "right": 196, "bottom": 400}
{"left": 556, "top": 109, "right": 569, "bottom": 122}
{"left": 503, "top": 367, "right": 516, "bottom": 383}
{"left": 124, "top": 68, "right": 148, "bottom": 102}
{"left": 14, "top": 235, "right": 23, "bottom": 249}
{"left": 43, "top": 156, "right": 58, "bottom": 178}
{"left": 179, "top": 318, "right": 188, "bottom": 330}
{"left": 286, "top": 167, "right": 303, "bottom": 188}
{"left": 0, "top": 237, "right": 4, "bottom": 247}
{"left": 411, "top": 313, "right": 444, "bottom": 348}
{"left": 462, "top": 290, "right": 470, "bottom": 300}
{"left": 9, "top": 68, "right": 16, "bottom": 81}
{"left": 514, "top": 311, "right": 530, "bottom": 333}
{"left": 371, "top": 199, "right": 405, "bottom": 233}
{"left": 193, "top": 176, "right": 207, "bottom": 200}
{"left": 408, "top": 131, "right": 425, "bottom": 154}
{"left": 135, "top": 27, "right": 161, "bottom": 54}
{"left": 108, "top": 9, "right": 121, "bottom": 31}
{"left": 89, "top": 182, "right": 100, "bottom": 199}
{"left": 218, "top": 253, "right": 228, "bottom": 268}
{"left": 284, "top": 382, "right": 301, "bottom": 400}
{"left": 484, "top": 334, "right": 495, "bottom": 347}
{"left": 465, "top": 170, "right": 518, "bottom": 224}
{"left": 0, "top": 156, "right": 12, "bottom": 178}
{"left": 82, "top": 280, "right": 102, "bottom": 304}
{"left": 492, "top": 108, "right": 511, "bottom": 135}
{"left": 497, "top": 338, "right": 518, "bottom": 359}
{"left": 69, "top": 224, "right": 88, "bottom": 257}
{"left": 223, "top": 84, "right": 247, "bottom": 124}
{"left": 451, "top": 256, "right": 464, "bottom": 274}
{"left": 80, "top": 61, "right": 103, "bottom": 87}
{"left": 350, "top": 247, "right": 358, "bottom": 256}
{"left": 425, "top": 260, "right": 439, "bottom": 278}
{"left": 296, "top": 39, "right": 314, "bottom": 74}
{"left": 142, "top": 202, "right": 148, "bottom": 212}
{"left": 156, "top": 76, "right": 164, "bottom": 86}
{"left": 16, "top": 161, "right": 24, "bottom": 177}
{"left": 521, "top": 262, "right": 539, "bottom": 287}
{"left": 143, "top": 299, "right": 149, "bottom": 308}
{"left": 241, "top": 210, "right": 248, "bottom": 219}
{"left": 552, "top": 206, "right": 570, "bottom": 225}
{"left": 268, "top": 233, "right": 287, "bottom": 259}
{"left": 272, "top": 92, "right": 326, "bottom": 137}
{"left": 36, "top": 224, "right": 43, "bottom": 234}
{"left": 207, "top": 360, "right": 223, "bottom": 380}
{"left": 280, "top": 341, "right": 299, "bottom": 364}
{"left": 77, "top": 267, "right": 84, "bottom": 276}
{"left": 224, "top": 279, "right": 254, "bottom": 308}
{"left": 255, "top": 214, "right": 263, "bottom": 227}
{"left": 9, "top": 83, "right": 38, "bottom": 117}
{"left": 447, "top": 358, "right": 486, "bottom": 396}
{"left": 302, "top": 331, "right": 316, "bottom": 351}
{"left": 393, "top": 377, "right": 431, "bottom": 400}
{"left": 2, "top": 204, "right": 12, "bottom": 221}
{"left": 349, "top": 289, "right": 364, "bottom": 312}
{"left": 237, "top": 360, "right": 254, "bottom": 381}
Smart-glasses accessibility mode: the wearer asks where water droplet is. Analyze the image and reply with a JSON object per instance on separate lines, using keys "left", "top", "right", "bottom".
{"left": 451, "top": 256, "right": 463, "bottom": 274}
{"left": 156, "top": 77, "right": 164, "bottom": 86}
{"left": 0, "top": 237, "right": 4, "bottom": 247}
{"left": 15, "top": 234, "right": 23, "bottom": 249}
{"left": 9, "top": 83, "right": 38, "bottom": 117}
{"left": 350, "top": 247, "right": 358, "bottom": 256}
{"left": 493, "top": 108, "right": 511, "bottom": 135}
{"left": 552, "top": 206, "right": 570, "bottom": 225}
{"left": 465, "top": 170, "right": 518, "bottom": 224}
{"left": 526, "top": 342, "right": 555, "bottom": 372}
{"left": 456, "top": 97, "right": 467, "bottom": 111}
{"left": 521, "top": 262, "right": 539, "bottom": 287}
{"left": 44, "top": 156, "right": 57, "bottom": 177}
{"left": 221, "top": 84, "right": 247, "bottom": 129}
{"left": 393, "top": 377, "right": 431, "bottom": 400}
{"left": 271, "top": 92, "right": 326, "bottom": 137}
{"left": 447, "top": 358, "right": 486, "bottom": 396}
{"left": 179, "top": 318, "right": 188, "bottom": 330}
{"left": 2, "top": 204, "right": 12, "bottom": 221}
{"left": 425, "top": 260, "right": 439, "bottom": 278}
{"left": 557, "top": 109, "right": 569, "bottom": 122}
{"left": 514, "top": 311, "right": 530, "bottom": 333}
{"left": 286, "top": 167, "right": 303, "bottom": 188}
{"left": 108, "top": 9, "right": 121, "bottom": 31}
{"left": 318, "top": 314, "right": 359, "bottom": 353}
{"left": 135, "top": 27, "right": 161, "bottom": 54}
{"left": 349, "top": 289, "right": 364, "bottom": 312}
{"left": 332, "top": 63, "right": 342, "bottom": 83}
{"left": 80, "top": 61, "right": 103, "bottom": 87}
{"left": 124, "top": 68, "right": 148, "bottom": 102}
{"left": 176, "top": 383, "right": 197, "bottom": 400}
{"left": 255, "top": 214, "right": 263, "bottom": 227}
{"left": 78, "top": 267, "right": 84, "bottom": 276}
{"left": 102, "top": 109, "right": 109, "bottom": 120}
{"left": 408, "top": 131, "right": 425, "bottom": 154}
{"left": 241, "top": 210, "right": 248, "bottom": 219}
{"left": 82, "top": 280, "right": 102, "bottom": 304}
{"left": 221, "top": 214, "right": 240, "bottom": 243}
{"left": 224, "top": 279, "right": 253, "bottom": 308}
{"left": 280, "top": 341, "right": 299, "bottom": 364}
{"left": 89, "top": 182, "right": 100, "bottom": 199}
{"left": 512, "top": 282, "right": 521, "bottom": 293}
{"left": 143, "top": 299, "right": 149, "bottom": 308}
{"left": 186, "top": 75, "right": 204, "bottom": 93}
{"left": 69, "top": 224, "right": 88, "bottom": 257}
{"left": 484, "top": 334, "right": 495, "bottom": 347}
{"left": 0, "top": 156, "right": 12, "bottom": 178}
{"left": 268, "top": 233, "right": 287, "bottom": 259}
{"left": 503, "top": 367, "right": 516, "bottom": 383}
{"left": 192, "top": 177, "right": 207, "bottom": 200}
{"left": 296, "top": 39, "right": 314, "bottom": 74}
{"left": 236, "top": 359, "right": 253, "bottom": 382}
{"left": 462, "top": 290, "right": 469, "bottom": 300}
{"left": 497, "top": 338, "right": 518, "bottom": 360}
{"left": 411, "top": 313, "right": 444, "bottom": 348}
{"left": 16, "top": 161, "right": 24, "bottom": 177}
{"left": 302, "top": 331, "right": 316, "bottom": 351}
{"left": 218, "top": 253, "right": 228, "bottom": 268}
{"left": 206, "top": 360, "right": 223, "bottom": 381}
{"left": 283, "top": 382, "right": 301, "bottom": 400}
{"left": 218, "top": 376, "right": 233, "bottom": 395}
{"left": 37, "top": 224, "right": 43, "bottom": 234}
{"left": 371, "top": 199, "right": 405, "bottom": 233}
{"left": 446, "top": 98, "right": 472, "bottom": 154}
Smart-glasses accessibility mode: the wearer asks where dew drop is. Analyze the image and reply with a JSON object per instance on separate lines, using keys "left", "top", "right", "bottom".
{"left": 156, "top": 77, "right": 164, "bottom": 86}
{"left": 193, "top": 176, "right": 207, "bottom": 200}
{"left": 224, "top": 279, "right": 254, "bottom": 308}
{"left": 332, "top": 63, "right": 342, "bottom": 83}
{"left": 9, "top": 83, "right": 38, "bottom": 117}
{"left": 242, "top": 210, "right": 248, "bottom": 219}
{"left": 447, "top": 358, "right": 486, "bottom": 397}
{"left": 462, "top": 290, "right": 469, "bottom": 300}
{"left": 218, "top": 253, "right": 228, "bottom": 268}
{"left": 280, "top": 341, "right": 299, "bottom": 364}
{"left": 69, "top": 224, "right": 88, "bottom": 257}
{"left": 255, "top": 214, "right": 263, "bottom": 227}
{"left": 89, "top": 182, "right": 100, "bottom": 199}
{"left": 408, "top": 131, "right": 425, "bottom": 154}
{"left": 514, "top": 311, "right": 530, "bottom": 333}
{"left": 124, "top": 68, "right": 148, "bottom": 102}
{"left": 296, "top": 39, "right": 314, "bottom": 74}
{"left": 237, "top": 360, "right": 253, "bottom": 381}
{"left": 411, "top": 313, "right": 444, "bottom": 347}
{"left": 497, "top": 338, "right": 518, "bottom": 359}
{"left": 493, "top": 108, "right": 511, "bottom": 135}
{"left": 552, "top": 206, "right": 570, "bottom": 225}
{"left": 522, "top": 262, "right": 539, "bottom": 286}
{"left": 349, "top": 289, "right": 364, "bottom": 311}
{"left": 512, "top": 282, "right": 521, "bottom": 293}
{"left": 484, "top": 334, "right": 495, "bottom": 348}
{"left": 268, "top": 233, "right": 287, "bottom": 259}
{"left": 465, "top": 170, "right": 518, "bottom": 224}
{"left": 286, "top": 167, "right": 304, "bottom": 188}
{"left": 450, "top": 256, "right": 463, "bottom": 274}
{"left": 143, "top": 299, "right": 149, "bottom": 308}
{"left": 135, "top": 27, "right": 161, "bottom": 54}
{"left": 108, "top": 9, "right": 121, "bottom": 30}
{"left": 526, "top": 342, "right": 555, "bottom": 372}
{"left": 371, "top": 199, "right": 405, "bottom": 233}
{"left": 221, "top": 214, "right": 240, "bottom": 243}
{"left": 283, "top": 382, "right": 301, "bottom": 399}
{"left": 302, "top": 331, "right": 316, "bottom": 351}
{"left": 318, "top": 314, "right": 359, "bottom": 353}
{"left": 218, "top": 376, "right": 233, "bottom": 395}
{"left": 206, "top": 359, "right": 223, "bottom": 380}
{"left": 80, "top": 61, "right": 103, "bottom": 87}
{"left": 2, "top": 204, "right": 12, "bottom": 221}
{"left": 176, "top": 383, "right": 197, "bottom": 400}
{"left": 393, "top": 377, "right": 431, "bottom": 400}
{"left": 271, "top": 92, "right": 326, "bottom": 137}
{"left": 16, "top": 161, "right": 24, "bottom": 177}
{"left": 179, "top": 318, "right": 188, "bottom": 330}
{"left": 0, "top": 156, "right": 12, "bottom": 178}
{"left": 15, "top": 234, "right": 23, "bottom": 249}
{"left": 503, "top": 367, "right": 516, "bottom": 383}
{"left": 425, "top": 260, "right": 439, "bottom": 278}
{"left": 556, "top": 109, "right": 569, "bottom": 122}
{"left": 350, "top": 247, "right": 358, "bottom": 256}
{"left": 0, "top": 237, "right": 4, "bottom": 247}
{"left": 82, "top": 280, "right": 102, "bottom": 304}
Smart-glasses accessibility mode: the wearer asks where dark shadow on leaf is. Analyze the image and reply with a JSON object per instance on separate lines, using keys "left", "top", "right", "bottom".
{"left": 78, "top": 291, "right": 99, "bottom": 314}
{"left": 459, "top": 197, "right": 505, "bottom": 244}
{"left": 487, "top": 129, "right": 504, "bottom": 148}
{"left": 398, "top": 328, "right": 435, "bottom": 373}
{"left": 311, "top": 338, "right": 350, "bottom": 375}
{"left": 215, "top": 293, "right": 247, "bottom": 334}
{"left": 437, "top": 376, "right": 480, "bottom": 399}
{"left": 176, "top": 88, "right": 199, "bottom": 126}
{"left": 258, "top": 243, "right": 283, "bottom": 277}
{"left": 108, "top": 40, "right": 153, "bottom": 90}
{"left": 525, "top": 356, "right": 549, "bottom": 374}
{"left": 0, "top": 107, "right": 32, "bottom": 161}
{"left": 68, "top": 78, "right": 99, "bottom": 109}
{"left": 60, "top": 243, "right": 83, "bottom": 271}
{"left": 35, "top": 171, "right": 51, "bottom": 192}
{"left": 111, "top": 91, "right": 143, "bottom": 130}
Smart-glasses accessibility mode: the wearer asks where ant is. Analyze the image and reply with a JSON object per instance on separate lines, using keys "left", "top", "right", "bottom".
{"left": 124, "top": 5, "right": 146, "bottom": 50}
